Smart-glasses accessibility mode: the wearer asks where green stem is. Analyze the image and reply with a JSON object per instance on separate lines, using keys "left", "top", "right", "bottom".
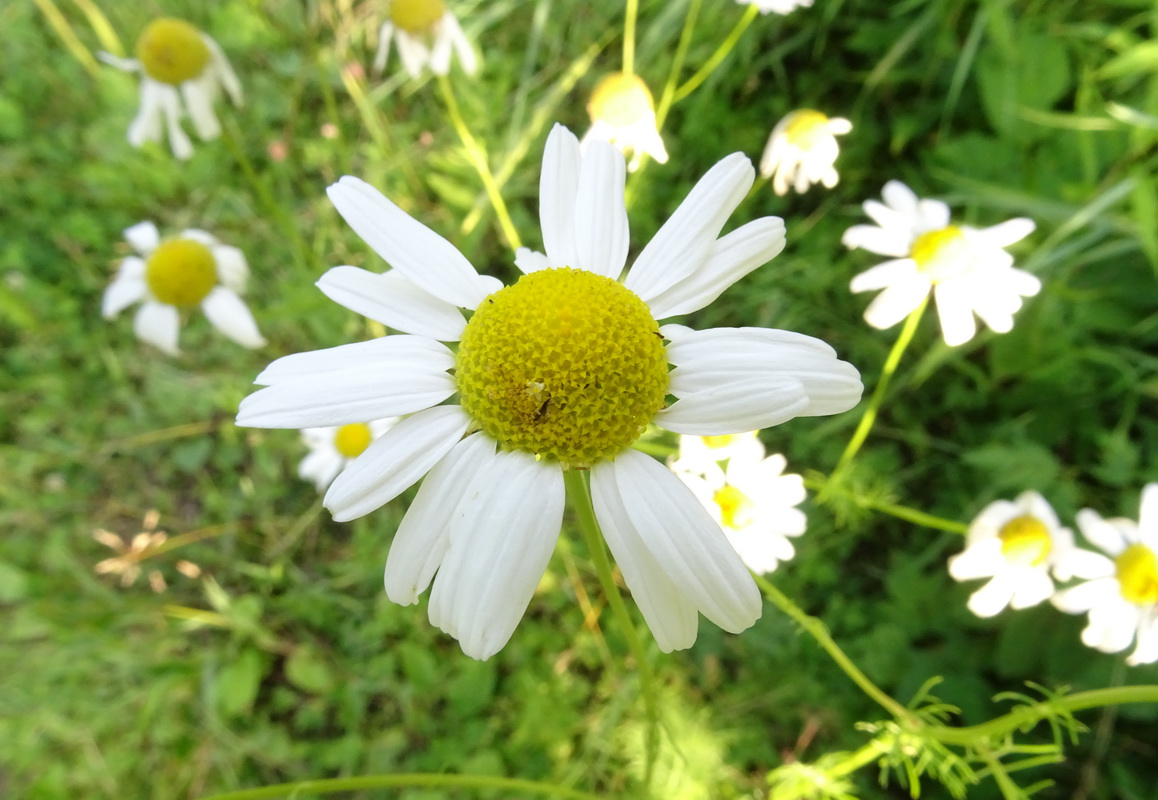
{"left": 803, "top": 475, "right": 968, "bottom": 535}
{"left": 753, "top": 574, "right": 914, "bottom": 722}
{"left": 563, "top": 469, "right": 660, "bottom": 787}
{"left": 623, "top": 0, "right": 639, "bottom": 76}
{"left": 655, "top": 0, "right": 702, "bottom": 130}
{"left": 671, "top": 3, "right": 759, "bottom": 103}
{"left": 828, "top": 735, "right": 895, "bottom": 779}
{"left": 197, "top": 773, "right": 605, "bottom": 800}
{"left": 834, "top": 296, "right": 929, "bottom": 474}
{"left": 437, "top": 75, "right": 523, "bottom": 252}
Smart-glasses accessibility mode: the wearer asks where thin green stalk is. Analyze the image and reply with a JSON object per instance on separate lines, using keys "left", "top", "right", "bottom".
{"left": 655, "top": 0, "right": 702, "bottom": 130}
{"left": 828, "top": 735, "right": 895, "bottom": 779}
{"left": 623, "top": 0, "right": 639, "bottom": 76}
{"left": 671, "top": 3, "right": 759, "bottom": 103}
{"left": 753, "top": 574, "right": 914, "bottom": 723}
{"left": 564, "top": 469, "right": 659, "bottom": 787}
{"left": 437, "top": 75, "right": 523, "bottom": 252}
{"left": 803, "top": 475, "right": 968, "bottom": 535}
{"left": 197, "top": 773, "right": 606, "bottom": 800}
{"left": 834, "top": 296, "right": 929, "bottom": 474}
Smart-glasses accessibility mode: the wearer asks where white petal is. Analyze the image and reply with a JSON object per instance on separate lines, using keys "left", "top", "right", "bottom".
{"left": 1083, "top": 602, "right": 1139, "bottom": 653}
{"left": 180, "top": 76, "right": 221, "bottom": 140}
{"left": 442, "top": 13, "right": 478, "bottom": 75}
{"left": 916, "top": 199, "right": 950, "bottom": 231}
{"left": 372, "top": 22, "right": 394, "bottom": 73}
{"left": 514, "top": 248, "right": 552, "bottom": 274}
{"left": 316, "top": 266, "right": 467, "bottom": 341}
{"left": 1127, "top": 614, "right": 1158, "bottom": 666}
{"left": 881, "top": 180, "right": 919, "bottom": 216}
{"left": 540, "top": 124, "right": 582, "bottom": 269}
{"left": 327, "top": 176, "right": 495, "bottom": 309}
{"left": 978, "top": 218, "right": 1035, "bottom": 248}
{"left": 324, "top": 405, "right": 471, "bottom": 521}
{"left": 429, "top": 17, "right": 453, "bottom": 75}
{"left": 238, "top": 373, "right": 455, "bottom": 429}
{"left": 127, "top": 80, "right": 165, "bottom": 149}
{"left": 862, "top": 276, "right": 931, "bottom": 330}
{"left": 202, "top": 287, "right": 265, "bottom": 349}
{"left": 102, "top": 266, "right": 147, "bottom": 318}
{"left": 849, "top": 259, "right": 918, "bottom": 293}
{"left": 1141, "top": 483, "right": 1158, "bottom": 544}
{"left": 298, "top": 449, "right": 344, "bottom": 492}
{"left": 948, "top": 539, "right": 1002, "bottom": 581}
{"left": 1076, "top": 509, "right": 1129, "bottom": 557}
{"left": 934, "top": 283, "right": 977, "bottom": 346}
{"left": 202, "top": 33, "right": 243, "bottom": 106}
{"left": 396, "top": 30, "right": 430, "bottom": 77}
{"left": 966, "top": 573, "right": 1016, "bottom": 618}
{"left": 1052, "top": 548, "right": 1114, "bottom": 582}
{"left": 133, "top": 301, "right": 180, "bottom": 355}
{"left": 625, "top": 153, "right": 755, "bottom": 303}
{"left": 1008, "top": 570, "right": 1055, "bottom": 610}
{"left": 211, "top": 244, "right": 249, "bottom": 294}
{"left": 1052, "top": 578, "right": 1120, "bottom": 614}
{"left": 124, "top": 221, "right": 160, "bottom": 255}
{"left": 157, "top": 85, "right": 194, "bottom": 160}
{"left": 841, "top": 225, "right": 912, "bottom": 257}
{"left": 254, "top": 335, "right": 454, "bottom": 385}
{"left": 385, "top": 432, "right": 495, "bottom": 605}
{"left": 659, "top": 379, "right": 811, "bottom": 435}
{"left": 573, "top": 140, "right": 629, "bottom": 279}
{"left": 591, "top": 462, "right": 700, "bottom": 652}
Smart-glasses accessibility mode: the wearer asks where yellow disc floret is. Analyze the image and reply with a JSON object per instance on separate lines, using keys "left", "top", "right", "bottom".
{"left": 714, "top": 485, "right": 754, "bottom": 531}
{"left": 390, "top": 0, "right": 445, "bottom": 34}
{"left": 1116, "top": 543, "right": 1158, "bottom": 606}
{"left": 334, "top": 423, "right": 373, "bottom": 459}
{"left": 588, "top": 73, "right": 656, "bottom": 128}
{"left": 136, "top": 18, "right": 211, "bottom": 85}
{"left": 702, "top": 434, "right": 736, "bottom": 450}
{"left": 456, "top": 267, "right": 668, "bottom": 468}
{"left": 997, "top": 515, "right": 1053, "bottom": 567}
{"left": 910, "top": 225, "right": 969, "bottom": 280}
{"left": 145, "top": 239, "right": 218, "bottom": 307}
{"left": 783, "top": 110, "right": 831, "bottom": 148}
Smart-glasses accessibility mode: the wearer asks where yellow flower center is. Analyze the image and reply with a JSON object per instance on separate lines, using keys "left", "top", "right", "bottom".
{"left": 997, "top": 515, "right": 1052, "bottom": 567}
{"left": 390, "top": 0, "right": 445, "bottom": 34}
{"left": 135, "top": 18, "right": 211, "bottom": 85}
{"left": 588, "top": 73, "right": 656, "bottom": 129}
{"left": 702, "top": 434, "right": 736, "bottom": 450}
{"left": 455, "top": 267, "right": 668, "bottom": 469}
{"left": 783, "top": 109, "right": 831, "bottom": 148}
{"left": 910, "top": 225, "right": 969, "bottom": 281}
{"left": 714, "top": 484, "right": 753, "bottom": 530}
{"left": 145, "top": 239, "right": 218, "bottom": 307}
{"left": 333, "top": 423, "right": 374, "bottom": 459}
{"left": 1115, "top": 543, "right": 1158, "bottom": 606}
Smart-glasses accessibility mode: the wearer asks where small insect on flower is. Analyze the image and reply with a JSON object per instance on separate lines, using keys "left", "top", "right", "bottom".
{"left": 760, "top": 110, "right": 852, "bottom": 196}
{"left": 99, "top": 18, "right": 242, "bottom": 160}
{"left": 374, "top": 0, "right": 479, "bottom": 78}
{"left": 584, "top": 72, "right": 668, "bottom": 172}
{"left": 102, "top": 221, "right": 264, "bottom": 355}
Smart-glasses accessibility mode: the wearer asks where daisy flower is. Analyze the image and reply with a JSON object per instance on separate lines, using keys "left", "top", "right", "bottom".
{"left": 236, "top": 124, "right": 862, "bottom": 660}
{"left": 760, "top": 110, "right": 852, "bottom": 196}
{"left": 102, "top": 221, "right": 265, "bottom": 355}
{"left": 100, "top": 18, "right": 242, "bottom": 160}
{"left": 947, "top": 491, "right": 1076, "bottom": 618}
{"left": 584, "top": 73, "right": 668, "bottom": 172}
{"left": 299, "top": 419, "right": 396, "bottom": 492}
{"left": 738, "top": 0, "right": 814, "bottom": 13}
{"left": 673, "top": 435, "right": 807, "bottom": 575}
{"left": 1052, "top": 485, "right": 1158, "bottom": 666}
{"left": 671, "top": 430, "right": 766, "bottom": 475}
{"left": 373, "top": 0, "right": 478, "bottom": 78}
{"left": 843, "top": 181, "right": 1039, "bottom": 347}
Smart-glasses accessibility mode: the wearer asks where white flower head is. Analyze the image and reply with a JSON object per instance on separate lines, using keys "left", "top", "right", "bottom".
{"left": 583, "top": 73, "right": 668, "bottom": 172}
{"left": 844, "top": 181, "right": 1040, "bottom": 346}
{"left": 948, "top": 491, "right": 1075, "bottom": 618}
{"left": 299, "top": 419, "right": 397, "bottom": 492}
{"left": 1053, "top": 484, "right": 1158, "bottom": 666}
{"left": 100, "top": 18, "right": 243, "bottom": 160}
{"left": 236, "top": 123, "right": 863, "bottom": 660}
{"left": 739, "top": 0, "right": 814, "bottom": 13}
{"left": 674, "top": 436, "right": 807, "bottom": 575}
{"left": 671, "top": 430, "right": 765, "bottom": 475}
{"left": 373, "top": 0, "right": 478, "bottom": 78}
{"left": 102, "top": 221, "right": 265, "bottom": 355}
{"left": 760, "top": 109, "right": 852, "bottom": 196}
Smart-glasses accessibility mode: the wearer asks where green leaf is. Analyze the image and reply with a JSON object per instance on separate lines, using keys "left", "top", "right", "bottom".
{"left": 977, "top": 33, "right": 1071, "bottom": 140}
{"left": 214, "top": 648, "right": 266, "bottom": 718}
{"left": 285, "top": 644, "right": 336, "bottom": 695}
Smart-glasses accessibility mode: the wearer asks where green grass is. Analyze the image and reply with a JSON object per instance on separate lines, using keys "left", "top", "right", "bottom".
{"left": 2, "top": 0, "right": 1157, "bottom": 798}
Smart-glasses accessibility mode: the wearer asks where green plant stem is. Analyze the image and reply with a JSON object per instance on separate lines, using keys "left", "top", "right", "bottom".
{"left": 655, "top": 0, "right": 702, "bottom": 130}
{"left": 197, "top": 773, "right": 605, "bottom": 800}
{"left": 437, "top": 75, "right": 523, "bottom": 252}
{"left": 623, "top": 0, "right": 639, "bottom": 76}
{"left": 753, "top": 574, "right": 915, "bottom": 723}
{"left": 834, "top": 296, "right": 929, "bottom": 474}
{"left": 671, "top": 3, "right": 759, "bottom": 103}
{"left": 563, "top": 469, "right": 660, "bottom": 787}
{"left": 803, "top": 475, "right": 969, "bottom": 535}
{"left": 828, "top": 735, "right": 895, "bottom": 779}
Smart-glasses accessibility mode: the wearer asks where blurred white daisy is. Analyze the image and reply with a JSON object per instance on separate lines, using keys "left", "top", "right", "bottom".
{"left": 373, "top": 0, "right": 478, "bottom": 78}
{"left": 738, "top": 0, "right": 814, "bottom": 13}
{"left": 1053, "top": 484, "right": 1158, "bottom": 666}
{"left": 674, "top": 435, "right": 807, "bottom": 575}
{"left": 102, "top": 221, "right": 264, "bottom": 355}
{"left": 237, "top": 124, "right": 862, "bottom": 660}
{"left": 671, "top": 430, "right": 765, "bottom": 475}
{"left": 584, "top": 72, "right": 668, "bottom": 172}
{"left": 844, "top": 181, "right": 1039, "bottom": 346}
{"left": 760, "top": 109, "right": 851, "bottom": 196}
{"left": 99, "top": 18, "right": 242, "bottom": 160}
{"left": 948, "top": 491, "right": 1076, "bottom": 618}
{"left": 299, "top": 419, "right": 397, "bottom": 492}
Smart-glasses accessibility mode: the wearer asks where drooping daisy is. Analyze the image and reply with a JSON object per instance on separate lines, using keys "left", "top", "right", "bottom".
{"left": 99, "top": 18, "right": 242, "bottom": 160}
{"left": 673, "top": 435, "right": 807, "bottom": 575}
{"left": 738, "top": 0, "right": 814, "bottom": 13}
{"left": 584, "top": 73, "right": 668, "bottom": 172}
{"left": 843, "top": 181, "right": 1039, "bottom": 346}
{"left": 1052, "top": 485, "right": 1158, "bottom": 666}
{"left": 760, "top": 110, "right": 852, "bottom": 196}
{"left": 373, "top": 0, "right": 478, "bottom": 78}
{"left": 299, "top": 419, "right": 396, "bottom": 492}
{"left": 102, "top": 221, "right": 265, "bottom": 355}
{"left": 236, "top": 124, "right": 862, "bottom": 660}
{"left": 948, "top": 491, "right": 1076, "bottom": 618}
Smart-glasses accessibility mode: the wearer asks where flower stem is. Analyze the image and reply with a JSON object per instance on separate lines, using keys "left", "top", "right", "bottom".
{"left": 834, "top": 296, "right": 929, "bottom": 474}
{"left": 622, "top": 0, "right": 639, "bottom": 76}
{"left": 563, "top": 469, "right": 660, "bottom": 787}
{"left": 196, "top": 773, "right": 606, "bottom": 800}
{"left": 671, "top": 3, "right": 759, "bottom": 104}
{"left": 655, "top": 0, "right": 701, "bottom": 130}
{"left": 437, "top": 75, "right": 523, "bottom": 252}
{"left": 803, "top": 475, "right": 968, "bottom": 535}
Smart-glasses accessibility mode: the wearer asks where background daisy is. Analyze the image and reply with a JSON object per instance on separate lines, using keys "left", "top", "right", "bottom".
{"left": 299, "top": 419, "right": 397, "bottom": 492}
{"left": 374, "top": 0, "right": 478, "bottom": 78}
{"left": 759, "top": 109, "right": 852, "bottom": 196}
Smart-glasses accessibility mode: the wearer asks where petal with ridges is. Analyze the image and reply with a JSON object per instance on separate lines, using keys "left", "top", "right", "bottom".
{"left": 256, "top": 335, "right": 453, "bottom": 385}
{"left": 573, "top": 140, "right": 629, "bottom": 279}
{"left": 540, "top": 124, "right": 582, "bottom": 269}
{"left": 317, "top": 267, "right": 467, "bottom": 341}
